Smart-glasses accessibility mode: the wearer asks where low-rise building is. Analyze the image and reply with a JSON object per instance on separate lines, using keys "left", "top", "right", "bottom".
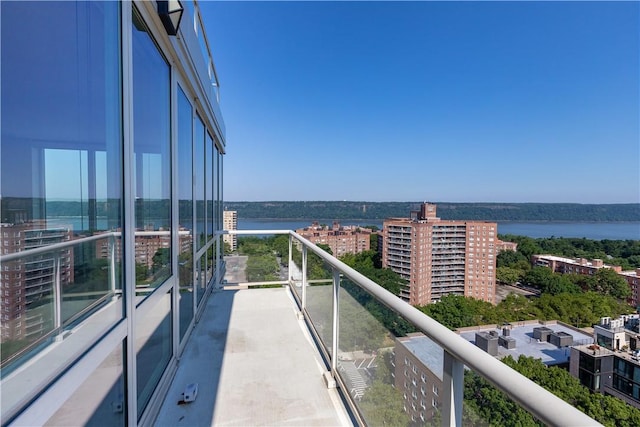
{"left": 531, "top": 255, "right": 640, "bottom": 306}
{"left": 295, "top": 221, "right": 372, "bottom": 257}
{"left": 570, "top": 315, "right": 640, "bottom": 409}
{"left": 495, "top": 239, "right": 518, "bottom": 252}
{"left": 457, "top": 320, "right": 593, "bottom": 366}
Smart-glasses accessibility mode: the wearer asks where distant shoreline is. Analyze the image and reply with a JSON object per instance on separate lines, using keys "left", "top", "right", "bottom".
{"left": 236, "top": 217, "right": 640, "bottom": 223}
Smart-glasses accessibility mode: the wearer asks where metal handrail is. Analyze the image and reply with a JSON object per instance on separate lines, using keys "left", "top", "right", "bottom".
{"left": 0, "top": 229, "right": 190, "bottom": 263}
{"left": 0, "top": 232, "right": 116, "bottom": 263}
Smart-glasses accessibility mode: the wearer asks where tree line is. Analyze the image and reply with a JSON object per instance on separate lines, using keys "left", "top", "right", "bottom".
{"left": 223, "top": 200, "right": 638, "bottom": 221}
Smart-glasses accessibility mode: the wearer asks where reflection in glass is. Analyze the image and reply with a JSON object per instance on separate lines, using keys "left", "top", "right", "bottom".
{"left": 46, "top": 342, "right": 126, "bottom": 426}
{"left": 194, "top": 115, "right": 206, "bottom": 251}
{"left": 206, "top": 132, "right": 214, "bottom": 240}
{"left": 132, "top": 7, "right": 171, "bottom": 296}
{"left": 177, "top": 85, "right": 194, "bottom": 341}
{"left": 197, "top": 255, "right": 207, "bottom": 305}
{"left": 0, "top": 0, "right": 123, "bottom": 372}
{"left": 216, "top": 149, "right": 222, "bottom": 236}
{"left": 136, "top": 291, "right": 172, "bottom": 419}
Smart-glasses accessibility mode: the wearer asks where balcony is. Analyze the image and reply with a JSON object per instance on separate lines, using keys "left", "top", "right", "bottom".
{"left": 1, "top": 230, "right": 602, "bottom": 426}
{"left": 184, "top": 231, "right": 601, "bottom": 426}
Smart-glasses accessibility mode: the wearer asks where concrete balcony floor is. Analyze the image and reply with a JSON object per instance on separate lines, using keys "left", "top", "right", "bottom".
{"left": 155, "top": 286, "right": 352, "bottom": 426}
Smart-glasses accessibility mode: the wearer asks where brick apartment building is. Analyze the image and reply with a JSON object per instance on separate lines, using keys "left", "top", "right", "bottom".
{"left": 531, "top": 254, "right": 640, "bottom": 307}
{"left": 1, "top": 220, "right": 73, "bottom": 343}
{"left": 393, "top": 333, "right": 443, "bottom": 424}
{"left": 295, "top": 221, "right": 372, "bottom": 257}
{"left": 95, "top": 227, "right": 192, "bottom": 270}
{"left": 382, "top": 203, "right": 497, "bottom": 305}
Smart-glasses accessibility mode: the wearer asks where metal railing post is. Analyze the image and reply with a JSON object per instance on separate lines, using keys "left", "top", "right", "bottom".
{"left": 288, "top": 234, "right": 293, "bottom": 284}
{"left": 442, "top": 350, "right": 464, "bottom": 427}
{"left": 216, "top": 233, "right": 221, "bottom": 285}
{"left": 109, "top": 235, "right": 117, "bottom": 301}
{"left": 301, "top": 245, "right": 307, "bottom": 311}
{"left": 331, "top": 268, "right": 340, "bottom": 374}
{"left": 53, "top": 253, "right": 63, "bottom": 342}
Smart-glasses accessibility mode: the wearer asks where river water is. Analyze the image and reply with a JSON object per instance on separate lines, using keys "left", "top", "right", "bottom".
{"left": 238, "top": 219, "right": 640, "bottom": 240}
{"left": 47, "top": 217, "right": 640, "bottom": 240}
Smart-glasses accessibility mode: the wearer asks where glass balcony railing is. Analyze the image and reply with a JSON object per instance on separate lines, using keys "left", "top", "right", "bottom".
{"left": 226, "top": 229, "right": 602, "bottom": 427}
{"left": 2, "top": 227, "right": 603, "bottom": 426}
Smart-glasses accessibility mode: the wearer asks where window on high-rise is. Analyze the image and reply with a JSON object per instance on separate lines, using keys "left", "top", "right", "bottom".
{"left": 132, "top": 5, "right": 172, "bottom": 296}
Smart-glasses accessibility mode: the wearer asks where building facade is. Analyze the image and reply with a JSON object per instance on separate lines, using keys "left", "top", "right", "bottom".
{"left": 532, "top": 255, "right": 639, "bottom": 306}
{"left": 570, "top": 315, "right": 640, "bottom": 409}
{"left": 1, "top": 1, "right": 225, "bottom": 425}
{"left": 382, "top": 203, "right": 497, "bottom": 305}
{"left": 1, "top": 221, "right": 74, "bottom": 343}
{"left": 223, "top": 210, "right": 238, "bottom": 251}
{"left": 393, "top": 333, "right": 443, "bottom": 423}
{"left": 295, "top": 221, "right": 372, "bottom": 257}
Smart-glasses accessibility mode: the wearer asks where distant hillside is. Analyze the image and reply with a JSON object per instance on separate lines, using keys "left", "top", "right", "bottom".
{"left": 2, "top": 199, "right": 636, "bottom": 223}
{"left": 223, "top": 201, "right": 640, "bottom": 222}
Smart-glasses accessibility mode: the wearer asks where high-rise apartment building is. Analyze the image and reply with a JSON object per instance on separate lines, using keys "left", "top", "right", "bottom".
{"left": 382, "top": 203, "right": 497, "bottom": 305}
{"left": 1, "top": 220, "right": 73, "bottom": 343}
{"left": 223, "top": 210, "right": 238, "bottom": 251}
{"left": 296, "top": 221, "right": 372, "bottom": 257}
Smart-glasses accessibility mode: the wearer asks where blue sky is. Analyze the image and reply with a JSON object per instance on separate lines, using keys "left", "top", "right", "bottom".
{"left": 202, "top": 1, "right": 639, "bottom": 203}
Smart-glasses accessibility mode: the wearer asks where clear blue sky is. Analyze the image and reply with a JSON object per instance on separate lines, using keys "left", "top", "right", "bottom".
{"left": 202, "top": 1, "right": 639, "bottom": 203}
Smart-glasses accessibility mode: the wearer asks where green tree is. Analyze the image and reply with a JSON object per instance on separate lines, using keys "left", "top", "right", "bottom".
{"left": 464, "top": 369, "right": 541, "bottom": 426}
{"left": 317, "top": 243, "right": 333, "bottom": 255}
{"left": 502, "top": 355, "right": 640, "bottom": 427}
{"left": 359, "top": 381, "right": 410, "bottom": 426}
{"left": 152, "top": 247, "right": 170, "bottom": 273}
{"left": 496, "top": 266, "right": 523, "bottom": 285}
{"left": 497, "top": 249, "right": 529, "bottom": 269}
{"left": 418, "top": 295, "right": 497, "bottom": 329}
{"left": 135, "top": 262, "right": 148, "bottom": 283}
{"left": 587, "top": 268, "right": 632, "bottom": 300}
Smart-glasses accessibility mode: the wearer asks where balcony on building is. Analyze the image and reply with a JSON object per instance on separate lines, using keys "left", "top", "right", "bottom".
{"left": 0, "top": 1, "right": 604, "bottom": 426}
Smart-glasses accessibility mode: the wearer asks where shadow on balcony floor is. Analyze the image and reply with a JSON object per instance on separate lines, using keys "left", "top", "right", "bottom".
{"left": 155, "top": 287, "right": 352, "bottom": 426}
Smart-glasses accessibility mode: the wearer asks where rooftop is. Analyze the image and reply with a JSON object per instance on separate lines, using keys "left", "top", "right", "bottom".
{"left": 457, "top": 321, "right": 594, "bottom": 366}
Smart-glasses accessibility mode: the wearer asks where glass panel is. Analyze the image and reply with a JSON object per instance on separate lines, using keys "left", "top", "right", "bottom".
{"left": 177, "top": 85, "right": 194, "bottom": 341}
{"left": 132, "top": 7, "right": 171, "bottom": 298}
{"left": 207, "top": 241, "right": 215, "bottom": 285}
{"left": 288, "top": 240, "right": 302, "bottom": 301}
{"left": 194, "top": 115, "right": 205, "bottom": 251}
{"left": 216, "top": 150, "right": 222, "bottom": 233}
{"left": 206, "top": 132, "right": 214, "bottom": 241}
{"left": 196, "top": 254, "right": 207, "bottom": 305}
{"left": 136, "top": 291, "right": 172, "bottom": 419}
{"left": 45, "top": 342, "right": 125, "bottom": 426}
{"left": 337, "top": 277, "right": 415, "bottom": 426}
{"left": 463, "top": 364, "right": 535, "bottom": 426}
{"left": 0, "top": 1, "right": 122, "bottom": 418}
{"left": 300, "top": 249, "right": 333, "bottom": 354}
